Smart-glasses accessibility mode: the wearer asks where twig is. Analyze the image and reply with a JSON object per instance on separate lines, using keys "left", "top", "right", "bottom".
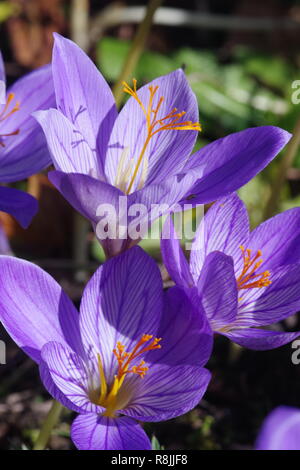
{"left": 112, "top": 0, "right": 163, "bottom": 108}
{"left": 263, "top": 117, "right": 300, "bottom": 220}
{"left": 70, "top": 0, "right": 90, "bottom": 51}
{"left": 70, "top": 0, "right": 91, "bottom": 282}
{"left": 90, "top": 5, "right": 300, "bottom": 45}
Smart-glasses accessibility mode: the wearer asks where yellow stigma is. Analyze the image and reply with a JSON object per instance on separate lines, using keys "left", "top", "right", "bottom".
{"left": 0, "top": 92, "right": 20, "bottom": 147}
{"left": 95, "top": 334, "right": 162, "bottom": 417}
{"left": 115, "top": 79, "right": 201, "bottom": 194}
{"left": 236, "top": 245, "right": 271, "bottom": 290}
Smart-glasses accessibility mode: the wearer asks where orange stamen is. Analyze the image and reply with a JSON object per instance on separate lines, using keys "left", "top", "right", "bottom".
{"left": 0, "top": 93, "right": 20, "bottom": 146}
{"left": 236, "top": 245, "right": 271, "bottom": 290}
{"left": 113, "top": 334, "right": 162, "bottom": 380}
{"left": 122, "top": 79, "right": 201, "bottom": 194}
{"left": 97, "top": 334, "right": 162, "bottom": 417}
{"left": 0, "top": 93, "right": 20, "bottom": 121}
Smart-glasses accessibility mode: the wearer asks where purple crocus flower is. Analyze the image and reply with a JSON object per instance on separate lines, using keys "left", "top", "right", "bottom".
{"left": 256, "top": 406, "right": 300, "bottom": 450}
{"left": 0, "top": 52, "right": 55, "bottom": 227}
{"left": 34, "top": 34, "right": 290, "bottom": 257}
{"left": 0, "top": 246, "right": 212, "bottom": 450}
{"left": 161, "top": 192, "right": 300, "bottom": 350}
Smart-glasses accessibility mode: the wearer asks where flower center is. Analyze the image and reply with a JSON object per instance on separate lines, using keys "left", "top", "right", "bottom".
{"left": 95, "top": 333, "right": 162, "bottom": 417}
{"left": 114, "top": 79, "right": 201, "bottom": 194}
{"left": 236, "top": 245, "right": 271, "bottom": 290}
{"left": 0, "top": 92, "right": 20, "bottom": 147}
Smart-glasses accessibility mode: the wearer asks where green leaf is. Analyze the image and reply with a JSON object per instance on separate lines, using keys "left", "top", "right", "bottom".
{"left": 151, "top": 435, "right": 164, "bottom": 450}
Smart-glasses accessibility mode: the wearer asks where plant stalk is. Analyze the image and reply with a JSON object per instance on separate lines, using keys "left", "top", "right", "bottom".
{"left": 33, "top": 400, "right": 63, "bottom": 450}
{"left": 112, "top": 0, "right": 163, "bottom": 108}
{"left": 263, "top": 116, "right": 300, "bottom": 220}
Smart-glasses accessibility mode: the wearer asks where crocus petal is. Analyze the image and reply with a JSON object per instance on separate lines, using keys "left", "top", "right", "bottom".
{"left": 0, "top": 221, "right": 11, "bottom": 254}
{"left": 34, "top": 109, "right": 97, "bottom": 175}
{"left": 181, "top": 126, "right": 291, "bottom": 204}
{"left": 41, "top": 341, "right": 101, "bottom": 413}
{"left": 223, "top": 328, "right": 300, "bottom": 351}
{"left": 105, "top": 69, "right": 198, "bottom": 190}
{"left": 256, "top": 406, "right": 300, "bottom": 450}
{"left": 0, "top": 51, "right": 5, "bottom": 104}
{"left": 48, "top": 170, "right": 123, "bottom": 225}
{"left": 146, "top": 286, "right": 213, "bottom": 368}
{"left": 79, "top": 246, "right": 163, "bottom": 384}
{"left": 237, "top": 263, "right": 300, "bottom": 327}
{"left": 0, "top": 256, "right": 81, "bottom": 362}
{"left": 39, "top": 362, "right": 83, "bottom": 413}
{"left": 190, "top": 193, "right": 249, "bottom": 281}
{"left": 249, "top": 207, "right": 300, "bottom": 270}
{"left": 71, "top": 414, "right": 151, "bottom": 450}
{"left": 0, "top": 186, "right": 37, "bottom": 228}
{"left": 52, "top": 33, "right": 117, "bottom": 174}
{"left": 197, "top": 252, "right": 237, "bottom": 331}
{"left": 123, "top": 364, "right": 211, "bottom": 422}
{"left": 49, "top": 168, "right": 199, "bottom": 255}
{"left": 127, "top": 169, "right": 200, "bottom": 227}
{"left": 0, "top": 64, "right": 55, "bottom": 182}
{"left": 161, "top": 216, "right": 194, "bottom": 289}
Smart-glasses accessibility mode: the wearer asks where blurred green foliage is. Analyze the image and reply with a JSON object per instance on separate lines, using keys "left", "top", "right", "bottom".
{"left": 0, "top": 1, "right": 18, "bottom": 22}
{"left": 97, "top": 37, "right": 298, "bottom": 138}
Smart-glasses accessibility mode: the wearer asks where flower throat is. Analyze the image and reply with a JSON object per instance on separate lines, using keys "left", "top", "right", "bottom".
{"left": 95, "top": 334, "right": 162, "bottom": 417}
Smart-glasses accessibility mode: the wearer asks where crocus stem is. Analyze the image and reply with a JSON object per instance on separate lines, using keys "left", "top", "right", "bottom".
{"left": 112, "top": 0, "right": 163, "bottom": 108}
{"left": 263, "top": 116, "right": 300, "bottom": 220}
{"left": 33, "top": 400, "right": 63, "bottom": 450}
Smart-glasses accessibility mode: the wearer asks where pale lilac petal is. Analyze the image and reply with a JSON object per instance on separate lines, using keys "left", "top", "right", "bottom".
{"left": 0, "top": 64, "right": 55, "bottom": 181}
{"left": 71, "top": 414, "right": 151, "bottom": 450}
{"left": 249, "top": 207, "right": 300, "bottom": 269}
{"left": 237, "top": 263, "right": 300, "bottom": 326}
{"left": 0, "top": 51, "right": 5, "bottom": 104}
{"left": 42, "top": 341, "right": 103, "bottom": 413}
{"left": 50, "top": 168, "right": 199, "bottom": 253}
{"left": 197, "top": 252, "right": 237, "bottom": 331}
{"left": 48, "top": 170, "right": 123, "bottom": 225}
{"left": 79, "top": 246, "right": 163, "bottom": 384}
{"left": 123, "top": 364, "right": 211, "bottom": 422}
{"left": 161, "top": 216, "right": 194, "bottom": 289}
{"left": 181, "top": 126, "right": 291, "bottom": 204}
{"left": 105, "top": 70, "right": 198, "bottom": 190}
{"left": 190, "top": 193, "right": 249, "bottom": 281}
{"left": 127, "top": 169, "right": 200, "bottom": 227}
{"left": 34, "top": 109, "right": 97, "bottom": 175}
{"left": 0, "top": 186, "right": 37, "bottom": 228}
{"left": 53, "top": 33, "right": 117, "bottom": 174}
{"left": 256, "top": 406, "right": 300, "bottom": 450}
{"left": 39, "top": 362, "right": 83, "bottom": 413}
{"left": 0, "top": 256, "right": 81, "bottom": 362}
{"left": 146, "top": 286, "right": 213, "bottom": 368}
{"left": 224, "top": 328, "right": 300, "bottom": 351}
